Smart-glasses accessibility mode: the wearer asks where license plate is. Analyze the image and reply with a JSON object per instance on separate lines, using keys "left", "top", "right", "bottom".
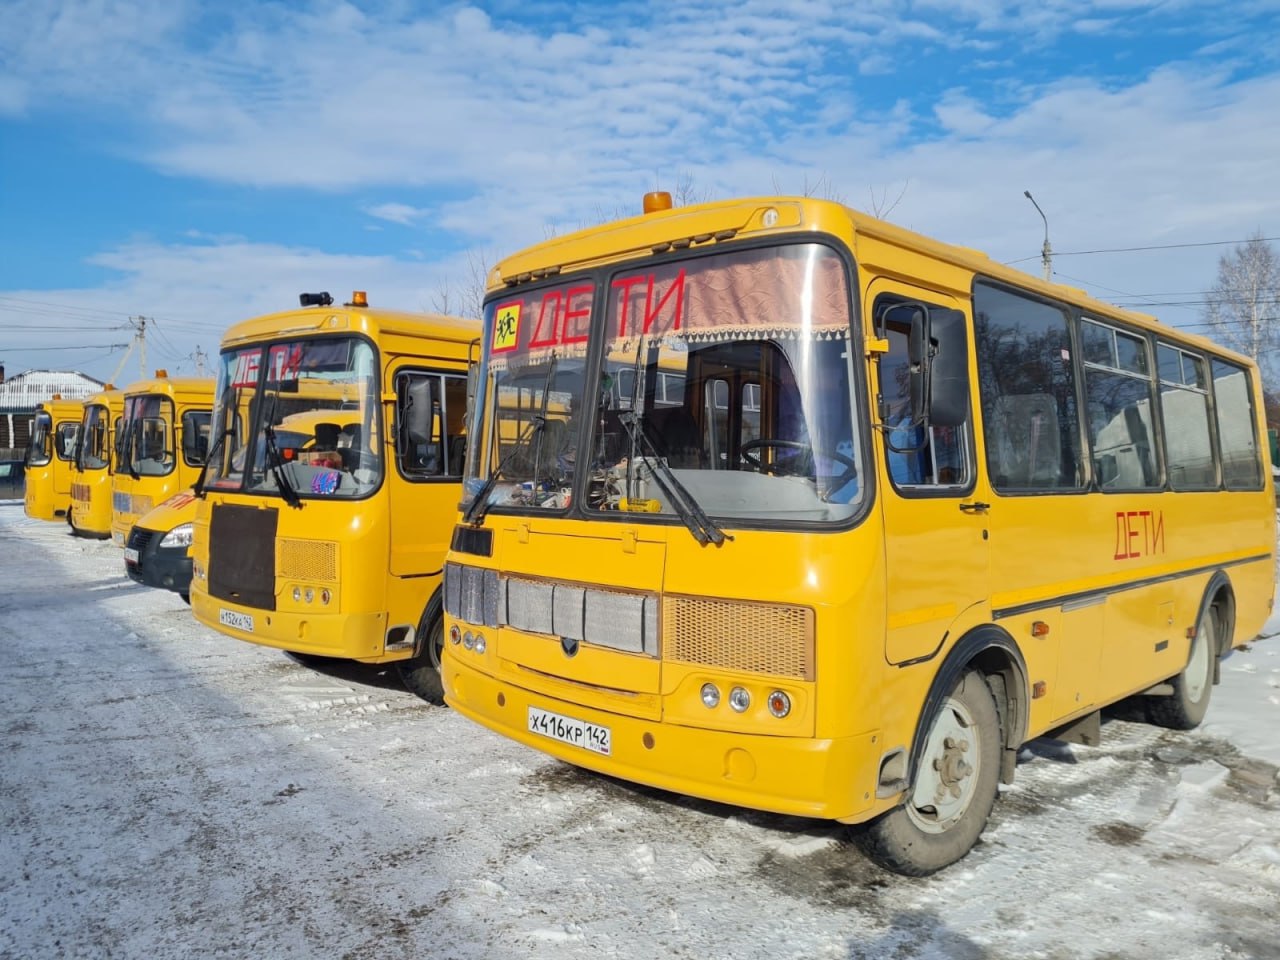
{"left": 123, "top": 547, "right": 139, "bottom": 564}
{"left": 219, "top": 608, "right": 255, "bottom": 633}
{"left": 527, "top": 706, "right": 611, "bottom": 756}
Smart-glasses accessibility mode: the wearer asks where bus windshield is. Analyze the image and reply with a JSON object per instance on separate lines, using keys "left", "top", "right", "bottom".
{"left": 464, "top": 242, "right": 863, "bottom": 525}
{"left": 26, "top": 412, "right": 53, "bottom": 467}
{"left": 205, "top": 336, "right": 382, "bottom": 500}
{"left": 119, "top": 395, "right": 175, "bottom": 477}
{"left": 79, "top": 404, "right": 112, "bottom": 471}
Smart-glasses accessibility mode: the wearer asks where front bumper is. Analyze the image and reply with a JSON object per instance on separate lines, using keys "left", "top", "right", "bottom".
{"left": 125, "top": 526, "right": 193, "bottom": 596}
{"left": 444, "top": 652, "right": 882, "bottom": 823}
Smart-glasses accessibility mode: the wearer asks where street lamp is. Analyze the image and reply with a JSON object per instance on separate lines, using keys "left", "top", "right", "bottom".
{"left": 1023, "top": 190, "right": 1052, "bottom": 281}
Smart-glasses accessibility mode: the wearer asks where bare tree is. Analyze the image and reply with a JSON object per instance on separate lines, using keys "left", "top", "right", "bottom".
{"left": 430, "top": 248, "right": 494, "bottom": 320}
{"left": 1203, "top": 232, "right": 1280, "bottom": 387}
{"left": 868, "top": 180, "right": 909, "bottom": 220}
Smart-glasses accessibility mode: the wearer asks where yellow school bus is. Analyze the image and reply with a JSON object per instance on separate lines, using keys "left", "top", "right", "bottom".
{"left": 110, "top": 373, "right": 215, "bottom": 546}
{"left": 24, "top": 396, "right": 84, "bottom": 521}
{"left": 70, "top": 387, "right": 124, "bottom": 538}
{"left": 189, "top": 291, "right": 479, "bottom": 702}
{"left": 441, "top": 193, "right": 1275, "bottom": 875}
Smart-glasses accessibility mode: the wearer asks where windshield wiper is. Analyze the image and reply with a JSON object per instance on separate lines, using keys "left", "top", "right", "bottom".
{"left": 258, "top": 390, "right": 302, "bottom": 509}
{"left": 192, "top": 423, "right": 234, "bottom": 499}
{"left": 529, "top": 356, "right": 558, "bottom": 490}
{"left": 615, "top": 412, "right": 731, "bottom": 547}
{"left": 462, "top": 419, "right": 547, "bottom": 525}
{"left": 463, "top": 358, "right": 559, "bottom": 527}
{"left": 263, "top": 422, "right": 302, "bottom": 509}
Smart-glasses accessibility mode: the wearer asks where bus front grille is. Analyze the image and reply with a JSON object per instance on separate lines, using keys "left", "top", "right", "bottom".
{"left": 663, "top": 596, "right": 815, "bottom": 680}
{"left": 278, "top": 539, "right": 338, "bottom": 583}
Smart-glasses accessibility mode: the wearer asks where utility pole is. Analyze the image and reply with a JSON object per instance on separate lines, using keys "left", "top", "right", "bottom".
{"left": 1023, "top": 190, "right": 1053, "bottom": 281}
{"left": 192, "top": 345, "right": 208, "bottom": 377}
{"left": 136, "top": 316, "right": 147, "bottom": 378}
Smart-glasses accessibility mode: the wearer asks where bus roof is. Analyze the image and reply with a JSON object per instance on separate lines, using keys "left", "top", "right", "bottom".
{"left": 119, "top": 375, "right": 215, "bottom": 403}
{"left": 219, "top": 303, "right": 480, "bottom": 350}
{"left": 489, "top": 195, "right": 1241, "bottom": 366}
{"left": 37, "top": 397, "right": 86, "bottom": 418}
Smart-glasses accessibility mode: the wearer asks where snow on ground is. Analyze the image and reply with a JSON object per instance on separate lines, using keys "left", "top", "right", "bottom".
{"left": 1, "top": 504, "right": 1278, "bottom": 960}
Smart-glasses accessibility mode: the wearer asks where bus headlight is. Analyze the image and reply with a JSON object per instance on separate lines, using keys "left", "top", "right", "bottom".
{"left": 159, "top": 523, "right": 193, "bottom": 549}
{"left": 292, "top": 586, "right": 301, "bottom": 602}
{"left": 767, "top": 690, "right": 791, "bottom": 718}
{"left": 728, "top": 686, "right": 750, "bottom": 713}
{"left": 474, "top": 634, "right": 486, "bottom": 654}
{"left": 700, "top": 683, "right": 720, "bottom": 708}
{"left": 450, "top": 625, "right": 461, "bottom": 645}
{"left": 463, "top": 631, "right": 474, "bottom": 650}
{"left": 304, "top": 588, "right": 314, "bottom": 603}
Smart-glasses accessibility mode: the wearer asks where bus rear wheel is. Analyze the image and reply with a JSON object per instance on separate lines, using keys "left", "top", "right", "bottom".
{"left": 396, "top": 594, "right": 445, "bottom": 705}
{"left": 856, "top": 669, "right": 1001, "bottom": 876}
{"left": 1146, "top": 609, "right": 1216, "bottom": 730}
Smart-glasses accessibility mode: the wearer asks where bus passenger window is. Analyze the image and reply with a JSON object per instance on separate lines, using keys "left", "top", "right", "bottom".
{"left": 973, "top": 282, "right": 1083, "bottom": 492}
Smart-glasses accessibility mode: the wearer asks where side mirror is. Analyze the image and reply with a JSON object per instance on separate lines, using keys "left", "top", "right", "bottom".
{"left": 397, "top": 376, "right": 434, "bottom": 459}
{"left": 887, "top": 301, "right": 969, "bottom": 429}
{"left": 928, "top": 308, "right": 969, "bottom": 427}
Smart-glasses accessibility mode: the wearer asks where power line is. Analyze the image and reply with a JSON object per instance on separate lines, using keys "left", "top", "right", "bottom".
{"left": 11, "top": 343, "right": 130, "bottom": 351}
{"left": 1005, "top": 234, "right": 1280, "bottom": 266}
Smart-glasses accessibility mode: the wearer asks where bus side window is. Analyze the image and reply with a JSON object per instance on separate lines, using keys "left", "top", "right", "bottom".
{"left": 395, "top": 370, "right": 468, "bottom": 480}
{"left": 973, "top": 282, "right": 1084, "bottom": 493}
{"left": 875, "top": 298, "right": 971, "bottom": 489}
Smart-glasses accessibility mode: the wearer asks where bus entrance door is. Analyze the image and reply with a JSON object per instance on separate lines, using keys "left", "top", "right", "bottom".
{"left": 870, "top": 281, "right": 989, "bottom": 665}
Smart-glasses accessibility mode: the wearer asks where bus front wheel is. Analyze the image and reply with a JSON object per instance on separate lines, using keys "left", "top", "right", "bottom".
{"left": 1146, "top": 609, "right": 1216, "bottom": 731}
{"left": 856, "top": 669, "right": 1001, "bottom": 876}
{"left": 396, "top": 594, "right": 445, "bottom": 706}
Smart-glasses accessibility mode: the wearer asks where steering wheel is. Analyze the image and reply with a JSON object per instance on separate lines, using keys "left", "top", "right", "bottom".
{"left": 741, "top": 438, "right": 814, "bottom": 477}
{"left": 741, "top": 438, "right": 859, "bottom": 492}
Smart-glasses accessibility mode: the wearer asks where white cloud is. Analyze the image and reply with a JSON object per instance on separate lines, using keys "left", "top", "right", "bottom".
{"left": 364, "top": 203, "right": 428, "bottom": 226}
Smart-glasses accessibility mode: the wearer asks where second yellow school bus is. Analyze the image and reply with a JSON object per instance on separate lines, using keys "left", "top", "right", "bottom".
{"left": 70, "top": 387, "right": 124, "bottom": 538}
{"left": 111, "top": 373, "right": 215, "bottom": 545}
{"left": 24, "top": 396, "right": 83, "bottom": 521}
{"left": 441, "top": 193, "right": 1275, "bottom": 875}
{"left": 189, "top": 292, "right": 479, "bottom": 702}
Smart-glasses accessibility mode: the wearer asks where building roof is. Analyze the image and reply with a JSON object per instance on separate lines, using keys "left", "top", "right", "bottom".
{"left": 0, "top": 369, "right": 106, "bottom": 411}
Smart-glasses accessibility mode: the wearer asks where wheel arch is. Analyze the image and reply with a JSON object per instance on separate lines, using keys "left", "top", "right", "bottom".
{"left": 907, "top": 624, "right": 1029, "bottom": 789}
{"left": 411, "top": 584, "right": 445, "bottom": 658}
{"left": 1196, "top": 569, "right": 1236, "bottom": 667}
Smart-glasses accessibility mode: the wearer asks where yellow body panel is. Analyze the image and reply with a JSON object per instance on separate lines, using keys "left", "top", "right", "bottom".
{"left": 110, "top": 376, "right": 215, "bottom": 546}
{"left": 24, "top": 398, "right": 84, "bottom": 521}
{"left": 444, "top": 194, "right": 1277, "bottom": 827}
{"left": 190, "top": 303, "right": 479, "bottom": 663}
{"left": 70, "top": 390, "right": 124, "bottom": 537}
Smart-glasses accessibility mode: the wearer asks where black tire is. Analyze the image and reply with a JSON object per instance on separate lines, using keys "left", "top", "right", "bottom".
{"left": 396, "top": 593, "right": 445, "bottom": 705}
{"left": 856, "top": 669, "right": 1001, "bottom": 876}
{"left": 1146, "top": 609, "right": 1216, "bottom": 730}
{"left": 180, "top": 592, "right": 191, "bottom": 605}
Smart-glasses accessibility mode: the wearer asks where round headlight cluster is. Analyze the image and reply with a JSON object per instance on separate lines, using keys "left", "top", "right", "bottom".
{"left": 699, "top": 682, "right": 793, "bottom": 719}
{"left": 456, "top": 629, "right": 485, "bottom": 654}
{"left": 291, "top": 586, "right": 332, "bottom": 605}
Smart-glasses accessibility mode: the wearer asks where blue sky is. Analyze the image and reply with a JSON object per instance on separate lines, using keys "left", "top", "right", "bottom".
{"left": 2, "top": 0, "right": 1279, "bottom": 384}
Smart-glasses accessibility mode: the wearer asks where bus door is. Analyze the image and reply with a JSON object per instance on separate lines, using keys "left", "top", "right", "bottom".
{"left": 869, "top": 280, "right": 988, "bottom": 666}
{"left": 388, "top": 364, "right": 470, "bottom": 576}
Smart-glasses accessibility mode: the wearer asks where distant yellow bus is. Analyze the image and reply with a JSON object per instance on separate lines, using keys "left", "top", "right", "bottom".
{"left": 110, "top": 373, "right": 215, "bottom": 546}
{"left": 70, "top": 387, "right": 124, "bottom": 538}
{"left": 442, "top": 193, "right": 1275, "bottom": 875}
{"left": 24, "top": 395, "right": 84, "bottom": 521}
{"left": 189, "top": 292, "right": 479, "bottom": 702}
